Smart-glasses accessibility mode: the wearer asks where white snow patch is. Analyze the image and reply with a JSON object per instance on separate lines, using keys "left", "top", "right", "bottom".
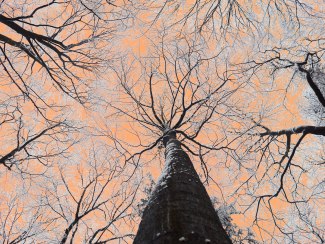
{"left": 160, "top": 181, "right": 167, "bottom": 187}
{"left": 205, "top": 239, "right": 211, "bottom": 242}
{"left": 179, "top": 237, "right": 186, "bottom": 241}
{"left": 156, "top": 233, "right": 161, "bottom": 237}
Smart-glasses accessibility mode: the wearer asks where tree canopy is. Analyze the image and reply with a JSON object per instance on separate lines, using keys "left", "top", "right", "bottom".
{"left": 0, "top": 0, "right": 324, "bottom": 243}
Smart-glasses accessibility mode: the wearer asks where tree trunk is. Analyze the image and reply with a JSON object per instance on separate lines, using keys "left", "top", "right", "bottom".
{"left": 134, "top": 131, "right": 232, "bottom": 244}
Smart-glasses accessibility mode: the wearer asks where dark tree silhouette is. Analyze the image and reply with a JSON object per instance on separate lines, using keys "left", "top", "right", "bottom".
{"left": 1, "top": 1, "right": 324, "bottom": 243}
{"left": 135, "top": 130, "right": 231, "bottom": 243}
{"left": 0, "top": 143, "right": 141, "bottom": 243}
{"left": 144, "top": 0, "right": 320, "bottom": 36}
{"left": 229, "top": 35, "right": 325, "bottom": 242}
{"left": 105, "top": 34, "right": 249, "bottom": 243}
{"left": 0, "top": 0, "right": 130, "bottom": 104}
{"left": 0, "top": 0, "right": 132, "bottom": 174}
{"left": 0, "top": 95, "right": 79, "bottom": 173}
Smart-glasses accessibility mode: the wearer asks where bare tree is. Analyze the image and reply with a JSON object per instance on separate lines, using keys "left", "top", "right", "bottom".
{"left": 137, "top": 173, "right": 260, "bottom": 243}
{"left": 107, "top": 33, "right": 246, "bottom": 177}
{"left": 232, "top": 119, "right": 324, "bottom": 242}
{"left": 240, "top": 39, "right": 325, "bottom": 107}
{"left": 0, "top": 0, "right": 131, "bottom": 104}
{"left": 0, "top": 0, "right": 133, "bottom": 174}
{"left": 0, "top": 190, "right": 50, "bottom": 243}
{"left": 142, "top": 0, "right": 322, "bottom": 37}
{"left": 0, "top": 142, "right": 141, "bottom": 243}
{"left": 97, "top": 33, "right": 255, "bottom": 242}
{"left": 228, "top": 36, "right": 325, "bottom": 243}
{"left": 99, "top": 22, "right": 325, "bottom": 240}
{"left": 0, "top": 95, "right": 80, "bottom": 174}
{"left": 0, "top": 2, "right": 140, "bottom": 243}
{"left": 0, "top": 1, "right": 324, "bottom": 243}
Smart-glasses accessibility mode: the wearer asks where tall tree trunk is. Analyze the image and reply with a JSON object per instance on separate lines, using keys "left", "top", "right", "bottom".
{"left": 134, "top": 131, "right": 232, "bottom": 243}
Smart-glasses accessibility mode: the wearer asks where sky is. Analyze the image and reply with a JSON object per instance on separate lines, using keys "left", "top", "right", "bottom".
{"left": 0, "top": 0, "right": 324, "bottom": 243}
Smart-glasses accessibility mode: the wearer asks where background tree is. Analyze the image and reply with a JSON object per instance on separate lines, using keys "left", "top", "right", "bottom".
{"left": 0, "top": 95, "right": 80, "bottom": 174}
{"left": 0, "top": 2, "right": 140, "bottom": 243}
{"left": 0, "top": 190, "right": 48, "bottom": 243}
{"left": 0, "top": 142, "right": 141, "bottom": 243}
{"left": 143, "top": 0, "right": 321, "bottom": 36}
{"left": 0, "top": 0, "right": 324, "bottom": 243}
{"left": 228, "top": 22, "right": 325, "bottom": 242}
{"left": 0, "top": 0, "right": 131, "bottom": 103}
{"left": 0, "top": 0, "right": 133, "bottom": 173}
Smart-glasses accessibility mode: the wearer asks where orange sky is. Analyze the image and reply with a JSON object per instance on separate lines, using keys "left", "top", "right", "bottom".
{"left": 0, "top": 1, "right": 324, "bottom": 243}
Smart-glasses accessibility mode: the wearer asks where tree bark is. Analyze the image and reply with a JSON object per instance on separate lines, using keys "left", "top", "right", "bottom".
{"left": 134, "top": 131, "right": 232, "bottom": 244}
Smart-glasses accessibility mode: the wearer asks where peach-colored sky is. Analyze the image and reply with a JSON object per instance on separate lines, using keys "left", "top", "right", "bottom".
{"left": 0, "top": 0, "right": 324, "bottom": 243}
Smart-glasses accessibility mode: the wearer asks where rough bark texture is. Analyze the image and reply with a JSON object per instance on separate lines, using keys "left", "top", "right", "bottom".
{"left": 134, "top": 131, "right": 232, "bottom": 244}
